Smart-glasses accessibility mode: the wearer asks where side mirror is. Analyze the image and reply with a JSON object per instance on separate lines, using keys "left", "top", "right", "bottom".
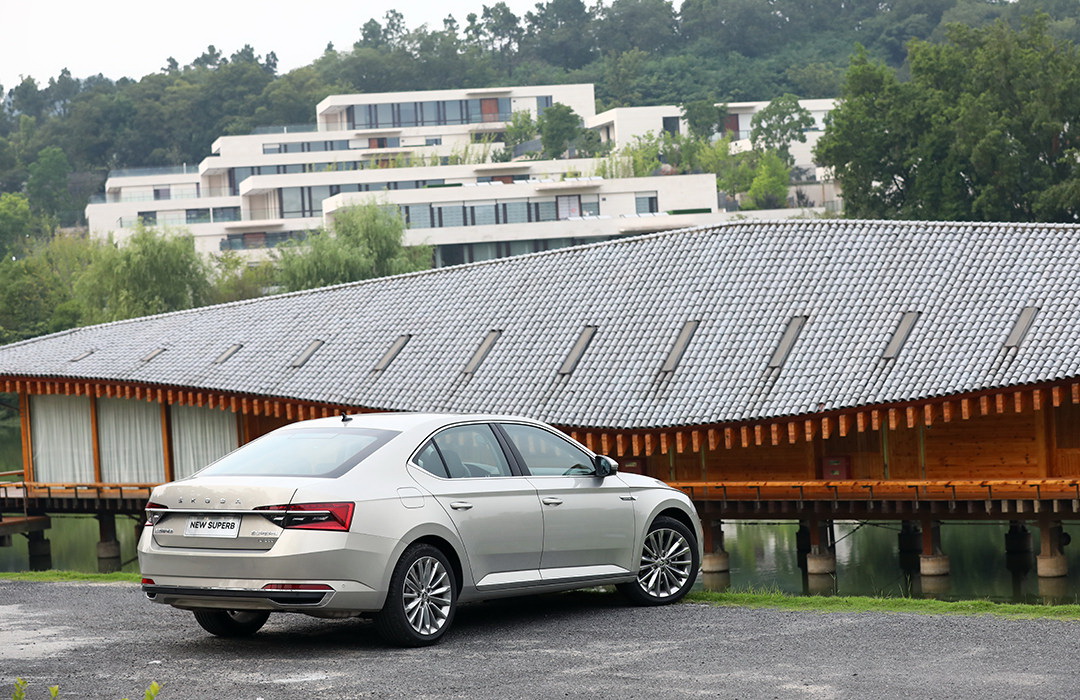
{"left": 592, "top": 455, "right": 619, "bottom": 478}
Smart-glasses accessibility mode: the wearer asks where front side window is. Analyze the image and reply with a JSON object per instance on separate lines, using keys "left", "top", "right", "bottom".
{"left": 500, "top": 423, "right": 593, "bottom": 477}
{"left": 423, "top": 424, "right": 513, "bottom": 478}
{"left": 197, "top": 427, "right": 398, "bottom": 479}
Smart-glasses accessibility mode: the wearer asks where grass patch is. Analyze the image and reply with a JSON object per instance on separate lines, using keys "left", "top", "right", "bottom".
{"left": 0, "top": 570, "right": 141, "bottom": 584}
{"left": 687, "top": 589, "right": 1080, "bottom": 620}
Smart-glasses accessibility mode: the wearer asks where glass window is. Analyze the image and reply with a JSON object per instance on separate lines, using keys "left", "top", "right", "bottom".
{"left": 186, "top": 208, "right": 210, "bottom": 224}
{"left": 557, "top": 195, "right": 582, "bottom": 219}
{"left": 445, "top": 100, "right": 463, "bottom": 125}
{"left": 534, "top": 199, "right": 557, "bottom": 222}
{"left": 138, "top": 211, "right": 157, "bottom": 225}
{"left": 404, "top": 204, "right": 432, "bottom": 228}
{"left": 431, "top": 424, "right": 512, "bottom": 478}
{"left": 537, "top": 95, "right": 553, "bottom": 116}
{"left": 426, "top": 136, "right": 443, "bottom": 146}
{"left": 399, "top": 102, "right": 418, "bottom": 127}
{"left": 420, "top": 101, "right": 440, "bottom": 126}
{"left": 280, "top": 187, "right": 303, "bottom": 218}
{"left": 500, "top": 423, "right": 594, "bottom": 477}
{"left": 503, "top": 201, "right": 528, "bottom": 223}
{"left": 413, "top": 441, "right": 450, "bottom": 478}
{"left": 636, "top": 192, "right": 659, "bottom": 214}
{"left": 197, "top": 427, "right": 398, "bottom": 479}
{"left": 471, "top": 202, "right": 497, "bottom": 226}
{"left": 212, "top": 206, "right": 241, "bottom": 222}
{"left": 582, "top": 195, "right": 600, "bottom": 216}
{"left": 469, "top": 242, "right": 497, "bottom": 262}
{"left": 375, "top": 103, "right": 393, "bottom": 127}
{"left": 438, "top": 204, "right": 465, "bottom": 228}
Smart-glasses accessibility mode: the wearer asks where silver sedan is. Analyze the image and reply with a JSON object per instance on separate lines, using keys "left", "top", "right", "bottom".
{"left": 138, "top": 413, "right": 702, "bottom": 646}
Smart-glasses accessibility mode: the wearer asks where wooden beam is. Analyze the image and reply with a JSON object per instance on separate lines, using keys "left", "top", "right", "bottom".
{"left": 616, "top": 433, "right": 626, "bottom": 457}
{"left": 660, "top": 433, "right": 669, "bottom": 454}
{"left": 161, "top": 403, "right": 174, "bottom": 483}
{"left": 961, "top": 398, "right": 971, "bottom": 420}
{"left": 856, "top": 412, "right": 866, "bottom": 433}
{"left": 740, "top": 426, "right": 750, "bottom": 448}
{"left": 1033, "top": 390, "right": 1043, "bottom": 411}
{"left": 787, "top": 422, "right": 797, "bottom": 444}
{"left": 691, "top": 430, "right": 701, "bottom": 453}
{"left": 995, "top": 394, "right": 1005, "bottom": 413}
{"left": 839, "top": 414, "right": 849, "bottom": 437}
{"left": 645, "top": 433, "right": 654, "bottom": 456}
{"left": 675, "top": 431, "right": 685, "bottom": 454}
{"left": 601, "top": 433, "right": 611, "bottom": 454}
{"left": 871, "top": 410, "right": 880, "bottom": 431}
{"left": 19, "top": 392, "right": 33, "bottom": 481}
{"left": 89, "top": 397, "right": 102, "bottom": 483}
{"left": 724, "top": 428, "right": 734, "bottom": 450}
{"left": 923, "top": 404, "right": 934, "bottom": 426}
{"left": 942, "top": 402, "right": 952, "bottom": 423}
{"left": 822, "top": 416, "right": 831, "bottom": 440}
{"left": 1014, "top": 392, "right": 1023, "bottom": 413}
{"left": 753, "top": 425, "right": 763, "bottom": 446}
{"left": 632, "top": 433, "right": 642, "bottom": 456}
{"left": 708, "top": 429, "right": 719, "bottom": 451}
{"left": 980, "top": 395, "right": 990, "bottom": 415}
{"left": 769, "top": 423, "right": 779, "bottom": 446}
{"left": 1052, "top": 386, "right": 1062, "bottom": 407}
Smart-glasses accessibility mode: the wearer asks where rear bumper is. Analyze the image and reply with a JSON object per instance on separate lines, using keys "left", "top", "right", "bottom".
{"left": 142, "top": 584, "right": 329, "bottom": 607}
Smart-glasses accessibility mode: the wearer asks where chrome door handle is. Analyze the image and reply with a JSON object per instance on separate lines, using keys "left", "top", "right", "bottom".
{"left": 620, "top": 495, "right": 637, "bottom": 501}
{"left": 541, "top": 497, "right": 564, "bottom": 506}
{"left": 450, "top": 501, "right": 473, "bottom": 510}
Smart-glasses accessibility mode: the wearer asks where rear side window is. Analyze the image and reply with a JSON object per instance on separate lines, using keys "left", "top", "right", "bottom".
{"left": 413, "top": 424, "right": 513, "bottom": 478}
{"left": 196, "top": 427, "right": 398, "bottom": 479}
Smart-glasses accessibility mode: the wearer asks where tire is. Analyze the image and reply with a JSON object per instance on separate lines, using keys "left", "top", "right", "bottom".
{"left": 618, "top": 516, "right": 699, "bottom": 606}
{"left": 192, "top": 609, "right": 270, "bottom": 637}
{"left": 374, "top": 543, "right": 457, "bottom": 647}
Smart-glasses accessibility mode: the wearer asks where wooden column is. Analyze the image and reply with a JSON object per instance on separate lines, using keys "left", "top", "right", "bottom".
{"left": 19, "top": 392, "right": 33, "bottom": 481}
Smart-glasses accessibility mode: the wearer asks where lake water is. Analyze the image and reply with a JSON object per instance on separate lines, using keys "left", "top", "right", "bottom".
{"left": 3, "top": 517, "right": 1080, "bottom": 603}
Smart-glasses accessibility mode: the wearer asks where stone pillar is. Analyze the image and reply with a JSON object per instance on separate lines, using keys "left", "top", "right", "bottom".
{"left": 96, "top": 513, "right": 122, "bottom": 574}
{"left": 804, "top": 518, "right": 836, "bottom": 575}
{"left": 1036, "top": 519, "right": 1068, "bottom": 578}
{"left": 27, "top": 530, "right": 52, "bottom": 571}
{"left": 919, "top": 518, "right": 949, "bottom": 576}
{"left": 897, "top": 520, "right": 922, "bottom": 574}
{"left": 701, "top": 519, "right": 730, "bottom": 573}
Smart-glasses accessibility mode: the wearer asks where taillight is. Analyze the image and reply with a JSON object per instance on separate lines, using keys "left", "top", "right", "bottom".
{"left": 144, "top": 502, "right": 168, "bottom": 526}
{"left": 255, "top": 502, "right": 354, "bottom": 531}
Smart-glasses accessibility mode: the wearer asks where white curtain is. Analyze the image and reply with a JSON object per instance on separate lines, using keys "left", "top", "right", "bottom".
{"left": 171, "top": 404, "right": 238, "bottom": 479}
{"left": 30, "top": 395, "right": 94, "bottom": 482}
{"left": 98, "top": 398, "right": 165, "bottom": 483}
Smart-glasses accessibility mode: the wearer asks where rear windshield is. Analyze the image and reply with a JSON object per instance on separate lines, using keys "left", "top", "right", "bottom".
{"left": 196, "top": 427, "right": 399, "bottom": 479}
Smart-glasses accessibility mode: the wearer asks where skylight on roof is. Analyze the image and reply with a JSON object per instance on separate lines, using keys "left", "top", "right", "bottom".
{"left": 558, "top": 326, "right": 597, "bottom": 376}
{"left": 661, "top": 321, "right": 699, "bottom": 373}
{"left": 374, "top": 334, "right": 411, "bottom": 372}
{"left": 1004, "top": 306, "right": 1039, "bottom": 349}
{"left": 883, "top": 312, "right": 919, "bottom": 360}
{"left": 767, "top": 316, "right": 808, "bottom": 370}
{"left": 290, "top": 340, "right": 325, "bottom": 368}
{"left": 464, "top": 330, "right": 501, "bottom": 374}
{"left": 141, "top": 348, "right": 166, "bottom": 362}
{"left": 213, "top": 344, "right": 243, "bottom": 364}
{"left": 69, "top": 350, "right": 94, "bottom": 362}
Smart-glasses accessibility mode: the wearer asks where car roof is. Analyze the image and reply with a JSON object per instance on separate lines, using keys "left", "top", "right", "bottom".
{"left": 282, "top": 411, "right": 544, "bottom": 434}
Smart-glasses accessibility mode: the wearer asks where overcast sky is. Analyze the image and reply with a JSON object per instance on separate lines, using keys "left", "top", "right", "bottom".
{"left": 4, "top": 0, "right": 540, "bottom": 90}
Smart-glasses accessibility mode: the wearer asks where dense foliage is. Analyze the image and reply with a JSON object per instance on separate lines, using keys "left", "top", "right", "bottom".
{"left": 0, "top": 203, "right": 424, "bottom": 344}
{"left": 816, "top": 16, "right": 1080, "bottom": 221}
{"left": 3, "top": 0, "right": 1080, "bottom": 228}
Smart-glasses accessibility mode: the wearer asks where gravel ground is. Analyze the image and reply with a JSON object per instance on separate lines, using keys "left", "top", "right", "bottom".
{"left": 1, "top": 580, "right": 1079, "bottom": 699}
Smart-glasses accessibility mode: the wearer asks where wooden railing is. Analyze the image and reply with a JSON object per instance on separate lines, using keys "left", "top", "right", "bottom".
{"left": 667, "top": 479, "right": 1080, "bottom": 502}
{"left": 0, "top": 481, "right": 157, "bottom": 500}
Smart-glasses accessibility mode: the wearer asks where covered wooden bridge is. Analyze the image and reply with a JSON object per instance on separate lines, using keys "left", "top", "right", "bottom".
{"left": 2, "top": 219, "right": 1079, "bottom": 577}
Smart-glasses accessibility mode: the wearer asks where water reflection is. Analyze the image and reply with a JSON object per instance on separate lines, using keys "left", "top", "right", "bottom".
{"left": 0, "top": 515, "right": 142, "bottom": 574}
{"left": 703, "top": 520, "right": 1080, "bottom": 604}
{"left": 3, "top": 517, "right": 1080, "bottom": 603}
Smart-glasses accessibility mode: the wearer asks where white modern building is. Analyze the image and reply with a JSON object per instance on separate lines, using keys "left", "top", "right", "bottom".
{"left": 86, "top": 85, "right": 833, "bottom": 264}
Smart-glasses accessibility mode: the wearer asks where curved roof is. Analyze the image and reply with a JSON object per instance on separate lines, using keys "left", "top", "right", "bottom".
{"left": 1, "top": 219, "right": 1078, "bottom": 429}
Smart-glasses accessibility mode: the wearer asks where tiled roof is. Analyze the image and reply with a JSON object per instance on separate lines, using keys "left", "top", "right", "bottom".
{"left": 1, "top": 219, "right": 1078, "bottom": 429}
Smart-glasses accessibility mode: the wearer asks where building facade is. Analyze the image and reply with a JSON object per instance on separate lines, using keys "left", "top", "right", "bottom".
{"left": 85, "top": 86, "right": 832, "bottom": 264}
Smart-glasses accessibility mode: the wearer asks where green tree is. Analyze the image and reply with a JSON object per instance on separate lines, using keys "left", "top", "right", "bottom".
{"left": 681, "top": 99, "right": 726, "bottom": 141}
{"left": 26, "top": 147, "right": 74, "bottom": 224}
{"left": 816, "top": 18, "right": 1080, "bottom": 221}
{"left": 75, "top": 225, "right": 211, "bottom": 323}
{"left": 742, "top": 151, "right": 790, "bottom": 209}
{"left": 0, "top": 193, "right": 37, "bottom": 257}
{"left": 208, "top": 251, "right": 276, "bottom": 304}
{"left": 538, "top": 103, "right": 581, "bottom": 158}
{"left": 0, "top": 234, "right": 97, "bottom": 342}
{"left": 274, "top": 202, "right": 430, "bottom": 293}
{"left": 750, "top": 94, "right": 814, "bottom": 165}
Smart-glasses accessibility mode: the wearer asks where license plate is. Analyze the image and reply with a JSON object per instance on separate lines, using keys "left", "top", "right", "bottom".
{"left": 184, "top": 515, "right": 241, "bottom": 538}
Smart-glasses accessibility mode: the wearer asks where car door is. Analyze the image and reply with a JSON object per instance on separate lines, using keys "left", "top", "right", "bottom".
{"left": 496, "top": 422, "right": 637, "bottom": 576}
{"left": 410, "top": 423, "right": 543, "bottom": 588}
